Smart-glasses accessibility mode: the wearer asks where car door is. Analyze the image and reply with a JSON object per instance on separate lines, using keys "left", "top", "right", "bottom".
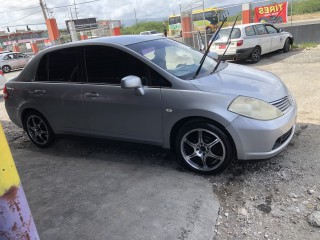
{"left": 29, "top": 47, "right": 85, "bottom": 133}
{"left": 18, "top": 53, "right": 30, "bottom": 68}
{"left": 4, "top": 53, "right": 19, "bottom": 69}
{"left": 265, "top": 24, "right": 284, "bottom": 51}
{"left": 253, "top": 24, "right": 272, "bottom": 54}
{"left": 82, "top": 45, "right": 163, "bottom": 145}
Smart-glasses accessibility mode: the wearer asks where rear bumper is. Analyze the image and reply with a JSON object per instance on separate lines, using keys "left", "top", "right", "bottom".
{"left": 219, "top": 47, "right": 255, "bottom": 61}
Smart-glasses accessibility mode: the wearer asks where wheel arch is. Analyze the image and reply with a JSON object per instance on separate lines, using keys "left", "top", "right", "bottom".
{"left": 21, "top": 108, "right": 51, "bottom": 131}
{"left": 169, "top": 116, "right": 237, "bottom": 157}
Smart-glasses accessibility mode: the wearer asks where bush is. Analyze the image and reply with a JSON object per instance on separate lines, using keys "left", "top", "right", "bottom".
{"left": 291, "top": 0, "right": 320, "bottom": 15}
{"left": 121, "top": 22, "right": 167, "bottom": 35}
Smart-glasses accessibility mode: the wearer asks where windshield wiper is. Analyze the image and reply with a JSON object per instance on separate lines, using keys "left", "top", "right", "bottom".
{"left": 193, "top": 17, "right": 227, "bottom": 79}
{"left": 211, "top": 16, "right": 238, "bottom": 74}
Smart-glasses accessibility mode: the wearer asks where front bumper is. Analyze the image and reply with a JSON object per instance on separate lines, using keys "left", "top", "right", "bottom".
{"left": 226, "top": 102, "right": 297, "bottom": 160}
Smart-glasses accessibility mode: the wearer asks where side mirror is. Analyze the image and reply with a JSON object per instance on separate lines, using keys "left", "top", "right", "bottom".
{"left": 278, "top": 28, "right": 283, "bottom": 33}
{"left": 208, "top": 52, "right": 219, "bottom": 60}
{"left": 121, "top": 75, "right": 144, "bottom": 96}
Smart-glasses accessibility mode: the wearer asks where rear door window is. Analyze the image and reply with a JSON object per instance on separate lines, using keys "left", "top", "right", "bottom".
{"left": 36, "top": 47, "right": 82, "bottom": 82}
{"left": 254, "top": 25, "right": 268, "bottom": 35}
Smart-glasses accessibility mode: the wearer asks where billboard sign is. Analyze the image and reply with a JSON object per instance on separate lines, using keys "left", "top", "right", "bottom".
{"left": 254, "top": 2, "right": 288, "bottom": 24}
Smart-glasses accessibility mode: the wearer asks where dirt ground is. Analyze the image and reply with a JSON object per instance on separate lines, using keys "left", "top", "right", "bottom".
{"left": 210, "top": 47, "right": 320, "bottom": 240}
{"left": 1, "top": 47, "right": 320, "bottom": 239}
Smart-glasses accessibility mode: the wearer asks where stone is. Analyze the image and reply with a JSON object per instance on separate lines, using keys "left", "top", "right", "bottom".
{"left": 307, "top": 211, "right": 320, "bottom": 227}
{"left": 308, "top": 189, "right": 315, "bottom": 195}
{"left": 224, "top": 212, "right": 229, "bottom": 217}
{"left": 238, "top": 208, "right": 248, "bottom": 216}
{"left": 289, "top": 193, "right": 298, "bottom": 198}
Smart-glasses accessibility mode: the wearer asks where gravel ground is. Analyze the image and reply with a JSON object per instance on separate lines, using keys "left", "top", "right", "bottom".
{"left": 1, "top": 47, "right": 320, "bottom": 239}
{"left": 210, "top": 47, "right": 320, "bottom": 240}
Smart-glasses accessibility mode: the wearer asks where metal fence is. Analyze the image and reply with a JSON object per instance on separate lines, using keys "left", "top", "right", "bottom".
{"left": 179, "top": 0, "right": 299, "bottom": 49}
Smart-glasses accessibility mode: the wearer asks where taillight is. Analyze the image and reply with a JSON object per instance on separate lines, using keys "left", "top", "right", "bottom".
{"left": 3, "top": 86, "right": 8, "bottom": 100}
{"left": 0, "top": 70, "right": 3, "bottom": 76}
{"left": 237, "top": 40, "right": 244, "bottom": 46}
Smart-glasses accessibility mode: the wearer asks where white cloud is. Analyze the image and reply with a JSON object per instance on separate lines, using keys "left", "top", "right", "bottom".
{"left": 0, "top": 0, "right": 258, "bottom": 31}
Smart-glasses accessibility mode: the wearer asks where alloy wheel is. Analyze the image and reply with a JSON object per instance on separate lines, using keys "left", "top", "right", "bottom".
{"left": 26, "top": 115, "right": 50, "bottom": 145}
{"left": 180, "top": 128, "right": 226, "bottom": 171}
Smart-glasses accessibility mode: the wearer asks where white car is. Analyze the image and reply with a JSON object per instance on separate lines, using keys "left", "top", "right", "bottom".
{"left": 0, "top": 68, "right": 6, "bottom": 90}
{"left": 0, "top": 52, "right": 32, "bottom": 73}
{"left": 140, "top": 30, "right": 164, "bottom": 37}
{"left": 210, "top": 23, "right": 294, "bottom": 63}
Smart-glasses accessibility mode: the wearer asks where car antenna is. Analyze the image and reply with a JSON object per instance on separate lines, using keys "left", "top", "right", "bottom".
{"left": 193, "top": 17, "right": 228, "bottom": 79}
{"left": 211, "top": 16, "right": 238, "bottom": 74}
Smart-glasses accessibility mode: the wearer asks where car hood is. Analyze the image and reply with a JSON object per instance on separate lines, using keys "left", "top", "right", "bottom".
{"left": 192, "top": 63, "right": 289, "bottom": 102}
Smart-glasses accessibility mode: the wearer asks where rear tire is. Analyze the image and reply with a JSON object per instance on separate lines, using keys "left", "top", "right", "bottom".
{"left": 175, "top": 121, "right": 234, "bottom": 174}
{"left": 283, "top": 38, "right": 291, "bottom": 53}
{"left": 2, "top": 65, "right": 11, "bottom": 73}
{"left": 24, "top": 111, "right": 55, "bottom": 148}
{"left": 250, "top": 47, "right": 261, "bottom": 63}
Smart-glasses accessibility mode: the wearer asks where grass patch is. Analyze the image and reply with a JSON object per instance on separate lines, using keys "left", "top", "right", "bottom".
{"left": 292, "top": 42, "right": 319, "bottom": 49}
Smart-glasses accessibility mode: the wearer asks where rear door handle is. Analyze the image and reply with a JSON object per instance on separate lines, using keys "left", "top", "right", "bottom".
{"left": 84, "top": 92, "right": 100, "bottom": 98}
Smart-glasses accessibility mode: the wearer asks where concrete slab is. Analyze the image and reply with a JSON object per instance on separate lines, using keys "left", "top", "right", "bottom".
{"left": 11, "top": 144, "right": 219, "bottom": 240}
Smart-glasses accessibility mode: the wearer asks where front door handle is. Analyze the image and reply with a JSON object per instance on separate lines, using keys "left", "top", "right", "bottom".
{"left": 84, "top": 92, "right": 100, "bottom": 98}
{"left": 34, "top": 90, "right": 46, "bottom": 95}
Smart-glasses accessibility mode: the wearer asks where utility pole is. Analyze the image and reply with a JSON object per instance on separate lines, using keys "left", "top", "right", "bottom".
{"left": 134, "top": 8, "right": 137, "bottom": 24}
{"left": 39, "top": 0, "right": 48, "bottom": 20}
{"left": 74, "top": 0, "right": 79, "bottom": 20}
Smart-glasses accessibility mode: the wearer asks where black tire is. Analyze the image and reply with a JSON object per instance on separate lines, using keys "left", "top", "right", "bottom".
{"left": 250, "top": 47, "right": 261, "bottom": 63}
{"left": 2, "top": 65, "right": 11, "bottom": 73}
{"left": 175, "top": 121, "right": 234, "bottom": 174}
{"left": 283, "top": 38, "right": 291, "bottom": 53}
{"left": 24, "top": 111, "right": 55, "bottom": 148}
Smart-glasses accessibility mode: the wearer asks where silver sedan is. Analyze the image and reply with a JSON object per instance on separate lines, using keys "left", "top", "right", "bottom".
{"left": 4, "top": 35, "right": 297, "bottom": 174}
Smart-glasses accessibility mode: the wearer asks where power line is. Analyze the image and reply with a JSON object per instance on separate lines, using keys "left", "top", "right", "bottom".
{"left": 48, "top": 0, "right": 101, "bottom": 9}
{"left": 0, "top": 6, "right": 40, "bottom": 14}
{"left": 0, "top": 9, "right": 42, "bottom": 27}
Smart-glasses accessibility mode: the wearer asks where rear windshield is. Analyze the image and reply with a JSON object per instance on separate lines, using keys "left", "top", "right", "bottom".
{"left": 219, "top": 28, "right": 241, "bottom": 39}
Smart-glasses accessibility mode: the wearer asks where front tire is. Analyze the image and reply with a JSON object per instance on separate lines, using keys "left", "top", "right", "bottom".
{"left": 175, "top": 121, "right": 234, "bottom": 174}
{"left": 24, "top": 111, "right": 55, "bottom": 148}
{"left": 283, "top": 38, "right": 291, "bottom": 53}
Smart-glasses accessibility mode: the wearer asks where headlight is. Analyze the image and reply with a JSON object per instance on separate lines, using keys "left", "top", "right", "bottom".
{"left": 228, "top": 96, "right": 283, "bottom": 120}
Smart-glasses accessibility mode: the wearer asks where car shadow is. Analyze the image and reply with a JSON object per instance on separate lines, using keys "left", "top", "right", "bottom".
{"left": 1, "top": 120, "right": 309, "bottom": 177}
{"left": 230, "top": 48, "right": 303, "bottom": 67}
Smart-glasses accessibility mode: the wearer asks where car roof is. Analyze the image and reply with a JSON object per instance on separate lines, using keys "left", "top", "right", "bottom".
{"left": 42, "top": 35, "right": 164, "bottom": 54}
{"left": 221, "top": 22, "right": 273, "bottom": 30}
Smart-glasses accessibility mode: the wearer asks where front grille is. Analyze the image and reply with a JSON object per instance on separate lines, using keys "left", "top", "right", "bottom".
{"left": 272, "top": 127, "right": 293, "bottom": 150}
{"left": 270, "top": 96, "right": 292, "bottom": 113}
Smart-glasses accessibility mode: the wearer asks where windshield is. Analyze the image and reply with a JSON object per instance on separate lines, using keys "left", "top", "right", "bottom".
{"left": 218, "top": 28, "right": 241, "bottom": 39}
{"left": 128, "top": 39, "right": 218, "bottom": 80}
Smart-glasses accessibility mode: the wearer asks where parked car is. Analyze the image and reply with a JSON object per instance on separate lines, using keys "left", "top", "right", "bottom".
{"left": 210, "top": 23, "right": 293, "bottom": 63}
{"left": 0, "top": 68, "right": 6, "bottom": 90}
{"left": 4, "top": 35, "right": 297, "bottom": 174}
{"left": 140, "top": 30, "right": 165, "bottom": 37}
{"left": 0, "top": 52, "right": 32, "bottom": 73}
